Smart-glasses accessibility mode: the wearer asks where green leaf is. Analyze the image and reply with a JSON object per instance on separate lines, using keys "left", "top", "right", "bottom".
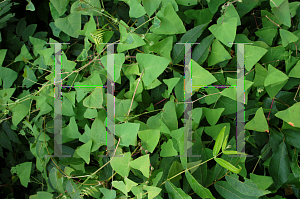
{"left": 70, "top": 0, "right": 102, "bottom": 16}
{"left": 191, "top": 107, "right": 202, "bottom": 125}
{"left": 269, "top": 141, "right": 290, "bottom": 189}
{"left": 99, "top": 188, "right": 116, "bottom": 199}
{"left": 50, "top": 0, "right": 69, "bottom": 16}
{"left": 11, "top": 103, "right": 30, "bottom": 126}
{"left": 245, "top": 107, "right": 269, "bottom": 132}
{"left": 222, "top": 150, "right": 247, "bottom": 155}
{"left": 162, "top": 77, "right": 180, "bottom": 97}
{"left": 124, "top": 176, "right": 138, "bottom": 193}
{"left": 288, "top": 60, "right": 300, "bottom": 78}
{"left": 49, "top": 2, "right": 60, "bottom": 20}
{"left": 283, "top": 129, "right": 300, "bottom": 149}
{"left": 83, "top": 87, "right": 103, "bottom": 109}
{"left": 15, "top": 44, "right": 33, "bottom": 63}
{"left": 255, "top": 27, "right": 277, "bottom": 46}
{"left": 165, "top": 180, "right": 192, "bottom": 199}
{"left": 244, "top": 45, "right": 268, "bottom": 71}
{"left": 11, "top": 162, "right": 32, "bottom": 187}
{"left": 161, "top": 0, "right": 178, "bottom": 12}
{"left": 38, "top": 48, "right": 54, "bottom": 65}
{"left": 120, "top": 0, "right": 146, "bottom": 18}
{"left": 63, "top": 117, "right": 81, "bottom": 139}
{"left": 221, "top": 77, "right": 253, "bottom": 102}
{"left": 16, "top": 18, "right": 26, "bottom": 37}
{"left": 202, "top": 107, "right": 224, "bottom": 126}
{"left": 138, "top": 129, "right": 160, "bottom": 153}
{"left": 269, "top": 0, "right": 284, "bottom": 8}
{"left": 100, "top": 53, "right": 125, "bottom": 82}
{"left": 55, "top": 13, "right": 81, "bottom": 38}
{"left": 137, "top": 53, "right": 170, "bottom": 87}
{"left": 152, "top": 171, "right": 163, "bottom": 187}
{"left": 84, "top": 108, "right": 97, "bottom": 119}
{"left": 275, "top": 102, "right": 300, "bottom": 128}
{"left": 26, "top": 0, "right": 35, "bottom": 11}
{"left": 208, "top": 39, "right": 231, "bottom": 66}
{"left": 264, "top": 64, "right": 288, "bottom": 98}
{"left": 66, "top": 180, "right": 81, "bottom": 198}
{"left": 261, "top": 10, "right": 282, "bottom": 28}
{"left": 249, "top": 173, "right": 274, "bottom": 190}
{"left": 148, "top": 36, "right": 173, "bottom": 62}
{"left": 161, "top": 96, "right": 178, "bottom": 131}
{"left": 213, "top": 126, "right": 226, "bottom": 157}
{"left": 117, "top": 20, "right": 146, "bottom": 53}
{"left": 192, "top": 59, "right": 218, "bottom": 92}
{"left": 79, "top": 125, "right": 91, "bottom": 143}
{"left": 225, "top": 173, "right": 271, "bottom": 196}
{"left": 208, "top": 17, "right": 237, "bottom": 48}
{"left": 62, "top": 96, "right": 75, "bottom": 116}
{"left": 175, "top": 0, "right": 197, "bottom": 6}
{"left": 192, "top": 34, "right": 215, "bottom": 64}
{"left": 115, "top": 98, "right": 138, "bottom": 122}
{"left": 90, "top": 118, "right": 107, "bottom": 151}
{"left": 112, "top": 181, "right": 127, "bottom": 196}
{"left": 253, "top": 63, "right": 269, "bottom": 87}
{"left": 215, "top": 181, "right": 257, "bottom": 199}
{"left": 160, "top": 139, "right": 178, "bottom": 157}
{"left": 271, "top": 0, "right": 291, "bottom": 27}
{"left": 0, "top": 66, "right": 17, "bottom": 89}
{"left": 30, "top": 191, "right": 53, "bottom": 199}
{"left": 129, "top": 154, "right": 150, "bottom": 178}
{"left": 185, "top": 8, "right": 213, "bottom": 27}
{"left": 216, "top": 4, "right": 241, "bottom": 26}
{"left": 22, "top": 65, "right": 37, "bottom": 88}
{"left": 49, "top": 167, "right": 64, "bottom": 193}
{"left": 76, "top": 140, "right": 92, "bottom": 164}
{"left": 214, "top": 158, "right": 242, "bottom": 174}
{"left": 115, "top": 123, "right": 140, "bottom": 147}
{"left": 207, "top": 0, "right": 226, "bottom": 14}
{"left": 63, "top": 91, "right": 76, "bottom": 107}
{"left": 0, "top": 49, "right": 7, "bottom": 66}
{"left": 167, "top": 161, "right": 184, "bottom": 182}
{"left": 150, "top": 3, "right": 186, "bottom": 34}
{"left": 142, "top": 0, "right": 161, "bottom": 17}
{"left": 172, "top": 23, "right": 209, "bottom": 65}
{"left": 143, "top": 186, "right": 162, "bottom": 199}
{"left": 204, "top": 123, "right": 231, "bottom": 141}
{"left": 279, "top": 29, "right": 298, "bottom": 47}
{"left": 222, "top": 135, "right": 228, "bottom": 152}
{"left": 77, "top": 15, "right": 96, "bottom": 43}
{"left": 22, "top": 24, "right": 37, "bottom": 42}
{"left": 185, "top": 170, "right": 216, "bottom": 199}
{"left": 110, "top": 152, "right": 131, "bottom": 177}
{"left": 29, "top": 36, "right": 46, "bottom": 57}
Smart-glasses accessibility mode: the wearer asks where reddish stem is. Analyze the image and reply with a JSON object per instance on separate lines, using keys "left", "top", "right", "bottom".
{"left": 154, "top": 98, "right": 167, "bottom": 106}
{"left": 267, "top": 97, "right": 275, "bottom": 127}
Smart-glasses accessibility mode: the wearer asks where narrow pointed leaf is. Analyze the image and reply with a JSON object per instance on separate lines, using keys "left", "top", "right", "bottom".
{"left": 213, "top": 126, "right": 226, "bottom": 157}
{"left": 214, "top": 158, "right": 242, "bottom": 174}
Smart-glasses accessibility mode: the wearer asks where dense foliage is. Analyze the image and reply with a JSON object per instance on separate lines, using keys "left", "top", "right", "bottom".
{"left": 1, "top": 0, "right": 300, "bottom": 198}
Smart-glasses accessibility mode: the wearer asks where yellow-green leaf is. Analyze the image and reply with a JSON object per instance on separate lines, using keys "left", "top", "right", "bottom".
{"left": 214, "top": 158, "right": 242, "bottom": 174}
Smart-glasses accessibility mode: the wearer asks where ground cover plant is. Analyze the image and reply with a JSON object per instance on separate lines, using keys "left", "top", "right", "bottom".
{"left": 0, "top": 0, "right": 300, "bottom": 198}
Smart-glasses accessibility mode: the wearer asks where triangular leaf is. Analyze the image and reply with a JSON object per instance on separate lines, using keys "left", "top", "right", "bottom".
{"left": 245, "top": 107, "right": 269, "bottom": 132}
{"left": 129, "top": 154, "right": 150, "bottom": 178}
{"left": 208, "top": 17, "right": 237, "bottom": 48}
